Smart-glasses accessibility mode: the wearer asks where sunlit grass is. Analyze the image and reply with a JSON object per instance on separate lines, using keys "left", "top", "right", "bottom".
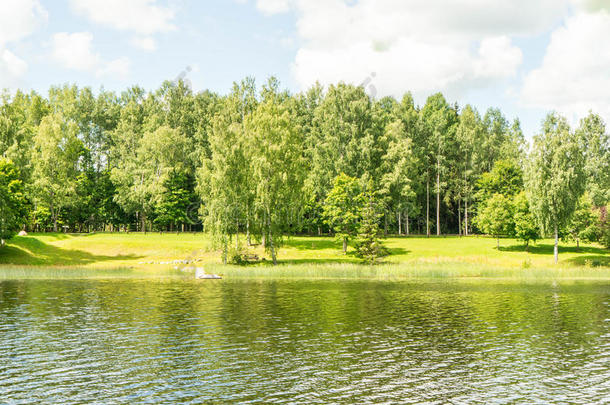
{"left": 0, "top": 232, "right": 608, "bottom": 280}
{"left": 211, "top": 262, "right": 610, "bottom": 280}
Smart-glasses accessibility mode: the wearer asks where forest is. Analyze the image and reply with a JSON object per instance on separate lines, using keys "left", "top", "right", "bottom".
{"left": 0, "top": 78, "right": 609, "bottom": 263}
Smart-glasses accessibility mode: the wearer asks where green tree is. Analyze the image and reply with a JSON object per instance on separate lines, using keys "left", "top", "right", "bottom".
{"left": 420, "top": 93, "right": 457, "bottom": 236}
{"left": 198, "top": 80, "right": 256, "bottom": 263}
{"left": 475, "top": 193, "right": 513, "bottom": 248}
{"left": 379, "top": 120, "right": 417, "bottom": 236}
{"left": 565, "top": 193, "right": 600, "bottom": 248}
{"left": 246, "top": 79, "right": 305, "bottom": 264}
{"left": 455, "top": 105, "right": 483, "bottom": 235}
{"left": 356, "top": 182, "right": 386, "bottom": 263}
{"left": 323, "top": 173, "right": 363, "bottom": 253}
{"left": 31, "top": 113, "right": 83, "bottom": 232}
{"left": 476, "top": 159, "right": 523, "bottom": 202}
{"left": 512, "top": 191, "right": 539, "bottom": 251}
{"left": 0, "top": 160, "right": 27, "bottom": 246}
{"left": 576, "top": 112, "right": 609, "bottom": 207}
{"left": 526, "top": 113, "right": 586, "bottom": 263}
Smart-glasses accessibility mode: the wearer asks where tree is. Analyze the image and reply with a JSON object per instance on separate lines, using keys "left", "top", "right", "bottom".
{"left": 475, "top": 193, "right": 513, "bottom": 248}
{"left": 30, "top": 113, "right": 83, "bottom": 232}
{"left": 576, "top": 112, "right": 609, "bottom": 207}
{"left": 379, "top": 120, "right": 417, "bottom": 236}
{"left": 356, "top": 182, "right": 386, "bottom": 263}
{"left": 246, "top": 78, "right": 306, "bottom": 264}
{"left": 565, "top": 193, "right": 600, "bottom": 248}
{"left": 526, "top": 113, "right": 586, "bottom": 263}
{"left": 307, "top": 84, "right": 374, "bottom": 202}
{"left": 198, "top": 79, "right": 257, "bottom": 263}
{"left": 512, "top": 191, "right": 539, "bottom": 251}
{"left": 323, "top": 173, "right": 363, "bottom": 253}
{"left": 0, "top": 160, "right": 27, "bottom": 246}
{"left": 476, "top": 159, "right": 523, "bottom": 202}
{"left": 455, "top": 105, "right": 482, "bottom": 236}
{"left": 420, "top": 93, "right": 457, "bottom": 236}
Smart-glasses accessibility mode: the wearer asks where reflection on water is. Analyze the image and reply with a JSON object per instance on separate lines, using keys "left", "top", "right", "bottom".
{"left": 0, "top": 279, "right": 608, "bottom": 403}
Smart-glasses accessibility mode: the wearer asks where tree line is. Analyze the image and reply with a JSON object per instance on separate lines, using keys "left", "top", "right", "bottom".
{"left": 0, "top": 78, "right": 608, "bottom": 262}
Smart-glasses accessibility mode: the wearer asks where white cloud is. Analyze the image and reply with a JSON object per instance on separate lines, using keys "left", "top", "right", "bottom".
{"left": 0, "top": 0, "right": 47, "bottom": 46}
{"left": 0, "top": 0, "right": 47, "bottom": 88}
{"left": 70, "top": 0, "right": 176, "bottom": 35}
{"left": 276, "top": 0, "right": 545, "bottom": 99}
{"left": 0, "top": 48, "right": 28, "bottom": 88}
{"left": 521, "top": 10, "right": 610, "bottom": 124}
{"left": 256, "top": 0, "right": 291, "bottom": 15}
{"left": 97, "top": 57, "right": 130, "bottom": 78}
{"left": 130, "top": 36, "right": 157, "bottom": 51}
{"left": 51, "top": 32, "right": 130, "bottom": 78}
{"left": 51, "top": 32, "right": 101, "bottom": 71}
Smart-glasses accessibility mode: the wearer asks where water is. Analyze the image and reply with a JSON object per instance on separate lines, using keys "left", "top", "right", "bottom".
{"left": 0, "top": 279, "right": 608, "bottom": 403}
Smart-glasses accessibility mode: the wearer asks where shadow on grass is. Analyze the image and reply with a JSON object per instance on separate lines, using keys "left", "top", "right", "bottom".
{"left": 498, "top": 243, "right": 608, "bottom": 256}
{"left": 564, "top": 255, "right": 610, "bottom": 267}
{"left": 284, "top": 237, "right": 340, "bottom": 250}
{"left": 0, "top": 236, "right": 142, "bottom": 266}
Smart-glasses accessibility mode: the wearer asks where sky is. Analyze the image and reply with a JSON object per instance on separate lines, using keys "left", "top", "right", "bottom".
{"left": 1, "top": 0, "right": 610, "bottom": 138}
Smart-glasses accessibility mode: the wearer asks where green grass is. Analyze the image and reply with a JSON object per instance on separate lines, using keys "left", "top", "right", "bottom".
{"left": 0, "top": 232, "right": 608, "bottom": 279}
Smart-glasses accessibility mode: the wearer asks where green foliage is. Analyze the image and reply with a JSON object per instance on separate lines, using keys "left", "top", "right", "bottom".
{"left": 155, "top": 172, "right": 196, "bottom": 230}
{"left": 565, "top": 194, "right": 601, "bottom": 246}
{"left": 30, "top": 113, "right": 83, "bottom": 232}
{"left": 526, "top": 113, "right": 587, "bottom": 263}
{"left": 355, "top": 183, "right": 387, "bottom": 264}
{"left": 600, "top": 215, "right": 610, "bottom": 249}
{"left": 246, "top": 78, "right": 306, "bottom": 264}
{"left": 476, "top": 159, "right": 523, "bottom": 202}
{"left": 0, "top": 159, "right": 27, "bottom": 244}
{"left": 0, "top": 80, "right": 606, "bottom": 267}
{"left": 512, "top": 191, "right": 539, "bottom": 249}
{"left": 323, "top": 173, "right": 363, "bottom": 253}
{"left": 475, "top": 193, "right": 513, "bottom": 247}
{"left": 576, "top": 113, "right": 609, "bottom": 207}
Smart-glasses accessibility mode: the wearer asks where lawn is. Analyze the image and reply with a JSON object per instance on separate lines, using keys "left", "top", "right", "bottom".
{"left": 0, "top": 232, "right": 608, "bottom": 279}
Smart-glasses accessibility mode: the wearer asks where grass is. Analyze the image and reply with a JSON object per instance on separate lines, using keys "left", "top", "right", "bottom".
{"left": 0, "top": 232, "right": 608, "bottom": 279}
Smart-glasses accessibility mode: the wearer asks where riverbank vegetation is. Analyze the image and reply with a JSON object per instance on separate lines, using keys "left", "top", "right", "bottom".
{"left": 0, "top": 233, "right": 607, "bottom": 275}
{"left": 1, "top": 79, "right": 608, "bottom": 264}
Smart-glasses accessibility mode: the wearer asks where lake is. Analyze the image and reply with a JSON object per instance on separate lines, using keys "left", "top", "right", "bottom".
{"left": 0, "top": 278, "right": 608, "bottom": 403}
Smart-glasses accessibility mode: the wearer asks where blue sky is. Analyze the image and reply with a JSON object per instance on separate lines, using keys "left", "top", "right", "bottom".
{"left": 2, "top": 0, "right": 610, "bottom": 138}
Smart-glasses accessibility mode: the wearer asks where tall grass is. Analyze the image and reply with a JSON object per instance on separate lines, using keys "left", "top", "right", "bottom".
{"left": 209, "top": 262, "right": 610, "bottom": 280}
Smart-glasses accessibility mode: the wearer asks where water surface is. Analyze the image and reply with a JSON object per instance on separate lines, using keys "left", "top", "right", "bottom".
{"left": 0, "top": 278, "right": 608, "bottom": 403}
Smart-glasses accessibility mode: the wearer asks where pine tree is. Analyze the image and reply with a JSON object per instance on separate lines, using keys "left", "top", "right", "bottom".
{"left": 356, "top": 182, "right": 387, "bottom": 264}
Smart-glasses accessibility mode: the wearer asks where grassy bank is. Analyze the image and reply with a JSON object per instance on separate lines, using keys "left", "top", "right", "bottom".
{"left": 0, "top": 232, "right": 608, "bottom": 279}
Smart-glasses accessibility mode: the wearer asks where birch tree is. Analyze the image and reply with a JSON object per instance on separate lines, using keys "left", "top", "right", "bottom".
{"left": 526, "top": 113, "right": 586, "bottom": 263}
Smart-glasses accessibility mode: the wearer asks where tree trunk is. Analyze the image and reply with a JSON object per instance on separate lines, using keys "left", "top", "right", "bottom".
{"left": 426, "top": 177, "right": 430, "bottom": 237}
{"left": 343, "top": 237, "right": 347, "bottom": 254}
{"left": 222, "top": 239, "right": 228, "bottom": 265}
{"left": 525, "top": 240, "right": 529, "bottom": 252}
{"left": 235, "top": 219, "right": 239, "bottom": 250}
{"left": 384, "top": 214, "right": 388, "bottom": 236}
{"left": 406, "top": 207, "right": 409, "bottom": 236}
{"left": 465, "top": 198, "right": 469, "bottom": 236}
{"left": 246, "top": 217, "right": 251, "bottom": 246}
{"left": 497, "top": 237, "right": 500, "bottom": 249}
{"left": 554, "top": 224, "right": 559, "bottom": 264}
{"left": 141, "top": 212, "right": 147, "bottom": 234}
{"left": 576, "top": 238, "right": 580, "bottom": 249}
{"left": 436, "top": 160, "right": 440, "bottom": 236}
{"left": 51, "top": 200, "right": 58, "bottom": 233}
{"left": 398, "top": 211, "right": 402, "bottom": 235}
{"left": 458, "top": 199, "right": 462, "bottom": 237}
{"left": 267, "top": 213, "right": 277, "bottom": 265}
